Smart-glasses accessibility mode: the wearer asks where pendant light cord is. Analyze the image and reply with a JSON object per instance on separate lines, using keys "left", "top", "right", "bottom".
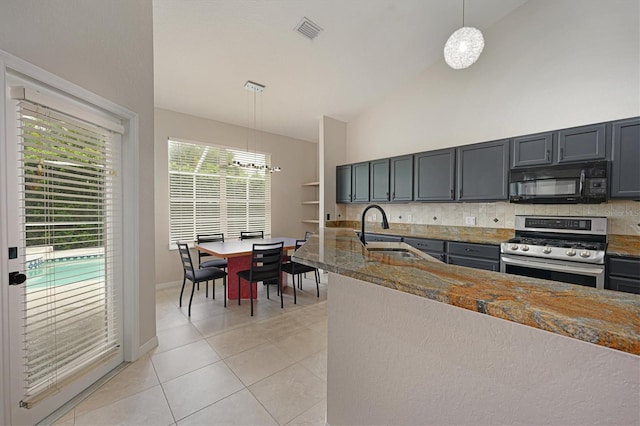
{"left": 462, "top": 0, "right": 465, "bottom": 27}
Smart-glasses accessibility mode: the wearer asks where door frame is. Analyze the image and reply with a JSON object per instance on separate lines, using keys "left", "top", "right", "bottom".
{"left": 0, "top": 50, "right": 141, "bottom": 424}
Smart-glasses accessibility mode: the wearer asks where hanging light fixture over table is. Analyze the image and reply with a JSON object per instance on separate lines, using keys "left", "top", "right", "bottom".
{"left": 229, "top": 80, "right": 281, "bottom": 172}
{"left": 444, "top": 0, "right": 485, "bottom": 69}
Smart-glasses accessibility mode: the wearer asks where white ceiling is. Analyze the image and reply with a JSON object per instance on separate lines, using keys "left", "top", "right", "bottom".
{"left": 153, "top": 0, "right": 528, "bottom": 143}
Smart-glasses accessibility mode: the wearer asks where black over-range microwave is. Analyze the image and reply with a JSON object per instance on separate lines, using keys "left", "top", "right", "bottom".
{"left": 509, "top": 161, "right": 608, "bottom": 204}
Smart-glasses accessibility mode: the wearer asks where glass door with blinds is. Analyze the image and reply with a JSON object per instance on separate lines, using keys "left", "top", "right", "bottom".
{"left": 5, "top": 83, "right": 124, "bottom": 425}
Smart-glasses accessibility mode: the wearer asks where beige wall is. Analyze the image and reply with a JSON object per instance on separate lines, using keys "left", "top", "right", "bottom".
{"left": 154, "top": 108, "right": 318, "bottom": 285}
{"left": 0, "top": 1, "right": 156, "bottom": 351}
{"left": 346, "top": 0, "right": 640, "bottom": 160}
{"left": 327, "top": 273, "right": 640, "bottom": 425}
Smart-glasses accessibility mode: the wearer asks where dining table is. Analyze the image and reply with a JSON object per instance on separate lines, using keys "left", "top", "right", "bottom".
{"left": 196, "top": 237, "right": 298, "bottom": 299}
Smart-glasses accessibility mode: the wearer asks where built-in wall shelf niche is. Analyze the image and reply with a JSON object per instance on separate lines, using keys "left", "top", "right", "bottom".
{"left": 302, "top": 181, "right": 320, "bottom": 227}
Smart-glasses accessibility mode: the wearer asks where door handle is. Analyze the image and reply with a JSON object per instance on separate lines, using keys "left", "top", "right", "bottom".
{"left": 9, "top": 271, "right": 26, "bottom": 286}
{"left": 546, "top": 150, "right": 550, "bottom": 161}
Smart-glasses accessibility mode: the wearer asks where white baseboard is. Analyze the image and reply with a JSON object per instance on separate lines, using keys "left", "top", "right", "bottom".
{"left": 156, "top": 280, "right": 181, "bottom": 290}
{"left": 138, "top": 335, "right": 158, "bottom": 356}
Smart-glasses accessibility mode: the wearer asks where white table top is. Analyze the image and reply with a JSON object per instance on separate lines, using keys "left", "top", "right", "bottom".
{"left": 196, "top": 237, "right": 299, "bottom": 258}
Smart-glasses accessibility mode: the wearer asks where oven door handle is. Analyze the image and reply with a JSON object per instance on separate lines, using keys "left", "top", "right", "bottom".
{"left": 500, "top": 255, "right": 604, "bottom": 276}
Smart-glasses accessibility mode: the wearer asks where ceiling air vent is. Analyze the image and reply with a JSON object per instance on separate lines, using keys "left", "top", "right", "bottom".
{"left": 295, "top": 17, "right": 322, "bottom": 40}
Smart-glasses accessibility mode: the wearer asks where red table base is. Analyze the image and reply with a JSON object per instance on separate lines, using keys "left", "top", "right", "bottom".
{"left": 226, "top": 255, "right": 288, "bottom": 299}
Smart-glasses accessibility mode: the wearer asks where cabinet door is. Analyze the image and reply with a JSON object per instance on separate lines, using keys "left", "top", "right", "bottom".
{"left": 370, "top": 159, "right": 390, "bottom": 202}
{"left": 512, "top": 132, "right": 553, "bottom": 167}
{"left": 456, "top": 140, "right": 509, "bottom": 201}
{"left": 448, "top": 255, "right": 500, "bottom": 272}
{"left": 390, "top": 155, "right": 413, "bottom": 202}
{"left": 414, "top": 149, "right": 455, "bottom": 201}
{"left": 610, "top": 117, "right": 640, "bottom": 199}
{"left": 557, "top": 123, "right": 607, "bottom": 163}
{"left": 351, "top": 162, "right": 370, "bottom": 203}
{"left": 336, "top": 165, "right": 352, "bottom": 203}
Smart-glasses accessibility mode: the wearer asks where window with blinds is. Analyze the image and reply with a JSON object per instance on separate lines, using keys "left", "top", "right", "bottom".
{"left": 16, "top": 98, "right": 122, "bottom": 405}
{"left": 168, "top": 139, "right": 272, "bottom": 244}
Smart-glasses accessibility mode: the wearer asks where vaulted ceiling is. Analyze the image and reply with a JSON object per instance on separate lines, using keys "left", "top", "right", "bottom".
{"left": 153, "top": 0, "right": 528, "bottom": 143}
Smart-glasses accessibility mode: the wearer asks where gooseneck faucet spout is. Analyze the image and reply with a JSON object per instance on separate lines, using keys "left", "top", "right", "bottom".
{"left": 360, "top": 204, "right": 390, "bottom": 245}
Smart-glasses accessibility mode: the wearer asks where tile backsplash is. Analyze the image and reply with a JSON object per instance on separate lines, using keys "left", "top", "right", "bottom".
{"left": 339, "top": 200, "right": 640, "bottom": 235}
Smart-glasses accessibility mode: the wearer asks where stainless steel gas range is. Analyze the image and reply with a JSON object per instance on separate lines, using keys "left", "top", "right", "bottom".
{"left": 500, "top": 216, "right": 607, "bottom": 289}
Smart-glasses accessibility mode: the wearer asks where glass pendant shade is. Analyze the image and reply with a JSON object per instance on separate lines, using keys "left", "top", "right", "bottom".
{"left": 444, "top": 26, "right": 484, "bottom": 69}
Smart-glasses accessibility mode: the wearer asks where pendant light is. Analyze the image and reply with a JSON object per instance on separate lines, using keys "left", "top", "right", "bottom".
{"left": 444, "top": 0, "right": 485, "bottom": 70}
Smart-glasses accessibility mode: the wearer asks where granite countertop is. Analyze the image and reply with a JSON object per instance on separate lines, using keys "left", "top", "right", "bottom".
{"left": 326, "top": 220, "right": 640, "bottom": 257}
{"left": 294, "top": 227, "right": 640, "bottom": 356}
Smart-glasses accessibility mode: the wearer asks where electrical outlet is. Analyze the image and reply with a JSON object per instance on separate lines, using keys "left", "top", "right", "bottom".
{"left": 407, "top": 214, "right": 412, "bottom": 222}
{"left": 371, "top": 213, "right": 377, "bottom": 221}
{"left": 465, "top": 216, "right": 476, "bottom": 225}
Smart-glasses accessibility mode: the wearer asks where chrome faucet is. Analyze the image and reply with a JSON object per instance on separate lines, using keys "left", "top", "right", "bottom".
{"left": 360, "top": 204, "right": 390, "bottom": 245}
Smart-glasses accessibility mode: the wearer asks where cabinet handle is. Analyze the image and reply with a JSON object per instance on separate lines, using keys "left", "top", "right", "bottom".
{"left": 392, "top": 191, "right": 395, "bottom": 200}
{"left": 546, "top": 150, "right": 550, "bottom": 161}
{"left": 459, "top": 188, "right": 463, "bottom": 198}
{"left": 450, "top": 189, "right": 454, "bottom": 199}
{"left": 560, "top": 147, "right": 564, "bottom": 160}
{"left": 386, "top": 192, "right": 389, "bottom": 200}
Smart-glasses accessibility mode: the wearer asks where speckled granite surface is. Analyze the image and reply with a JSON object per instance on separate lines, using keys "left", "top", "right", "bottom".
{"left": 326, "top": 220, "right": 640, "bottom": 257}
{"left": 294, "top": 228, "right": 640, "bottom": 356}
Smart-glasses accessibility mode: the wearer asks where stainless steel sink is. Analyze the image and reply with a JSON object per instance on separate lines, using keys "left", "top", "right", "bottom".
{"left": 363, "top": 242, "right": 443, "bottom": 263}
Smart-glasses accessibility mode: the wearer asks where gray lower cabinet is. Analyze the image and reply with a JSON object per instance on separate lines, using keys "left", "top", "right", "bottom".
{"left": 336, "top": 165, "right": 352, "bottom": 203}
{"left": 414, "top": 148, "right": 455, "bottom": 201}
{"left": 352, "top": 162, "right": 370, "bottom": 203}
{"left": 610, "top": 117, "right": 640, "bottom": 199}
{"left": 447, "top": 241, "right": 500, "bottom": 272}
{"left": 606, "top": 256, "right": 640, "bottom": 294}
{"left": 361, "top": 233, "right": 403, "bottom": 243}
{"left": 370, "top": 159, "right": 390, "bottom": 202}
{"left": 511, "top": 132, "right": 553, "bottom": 167}
{"left": 456, "top": 140, "right": 509, "bottom": 201}
{"left": 403, "top": 237, "right": 447, "bottom": 262}
{"left": 556, "top": 123, "right": 607, "bottom": 163}
{"left": 390, "top": 155, "right": 413, "bottom": 202}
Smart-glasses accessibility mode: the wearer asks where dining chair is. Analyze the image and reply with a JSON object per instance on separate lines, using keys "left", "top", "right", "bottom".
{"left": 177, "top": 242, "right": 227, "bottom": 316}
{"left": 281, "top": 239, "right": 319, "bottom": 304}
{"left": 196, "top": 233, "right": 228, "bottom": 298}
{"left": 236, "top": 241, "right": 284, "bottom": 316}
{"left": 240, "top": 230, "right": 264, "bottom": 240}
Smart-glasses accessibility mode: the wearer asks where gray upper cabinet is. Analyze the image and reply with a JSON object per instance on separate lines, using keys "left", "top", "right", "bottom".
{"left": 610, "top": 117, "right": 640, "bottom": 199}
{"left": 456, "top": 140, "right": 509, "bottom": 201}
{"left": 556, "top": 123, "right": 607, "bottom": 163}
{"left": 336, "top": 164, "right": 352, "bottom": 203}
{"left": 511, "top": 132, "right": 553, "bottom": 168}
{"left": 390, "top": 155, "right": 413, "bottom": 202}
{"left": 370, "top": 159, "right": 390, "bottom": 202}
{"left": 414, "top": 148, "right": 455, "bottom": 201}
{"left": 351, "top": 162, "right": 370, "bottom": 203}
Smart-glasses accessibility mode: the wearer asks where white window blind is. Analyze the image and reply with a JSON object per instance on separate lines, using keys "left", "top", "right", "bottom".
{"left": 16, "top": 98, "right": 122, "bottom": 405}
{"left": 168, "top": 139, "right": 272, "bottom": 244}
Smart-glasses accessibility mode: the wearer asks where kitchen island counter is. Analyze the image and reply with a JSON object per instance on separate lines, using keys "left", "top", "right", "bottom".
{"left": 294, "top": 227, "right": 640, "bottom": 355}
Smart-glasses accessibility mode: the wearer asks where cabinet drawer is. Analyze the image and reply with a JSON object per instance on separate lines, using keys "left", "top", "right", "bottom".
{"left": 448, "top": 242, "right": 499, "bottom": 260}
{"left": 608, "top": 256, "right": 640, "bottom": 279}
{"left": 608, "top": 276, "right": 640, "bottom": 295}
{"left": 403, "top": 237, "right": 446, "bottom": 253}
{"left": 448, "top": 255, "right": 500, "bottom": 272}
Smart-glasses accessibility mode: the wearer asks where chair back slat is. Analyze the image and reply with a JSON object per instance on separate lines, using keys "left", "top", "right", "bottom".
{"left": 249, "top": 242, "right": 283, "bottom": 277}
{"left": 197, "top": 233, "right": 225, "bottom": 262}
{"left": 240, "top": 230, "right": 264, "bottom": 240}
{"left": 177, "top": 242, "right": 195, "bottom": 273}
{"left": 295, "top": 239, "right": 306, "bottom": 251}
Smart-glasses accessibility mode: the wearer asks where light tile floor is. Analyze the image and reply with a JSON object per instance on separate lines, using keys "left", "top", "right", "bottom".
{"left": 53, "top": 275, "right": 328, "bottom": 426}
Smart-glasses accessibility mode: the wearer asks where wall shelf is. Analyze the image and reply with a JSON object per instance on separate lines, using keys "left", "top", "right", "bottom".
{"left": 302, "top": 220, "right": 320, "bottom": 224}
{"left": 301, "top": 181, "right": 320, "bottom": 226}
{"left": 302, "top": 201, "right": 320, "bottom": 205}
{"left": 302, "top": 181, "right": 320, "bottom": 186}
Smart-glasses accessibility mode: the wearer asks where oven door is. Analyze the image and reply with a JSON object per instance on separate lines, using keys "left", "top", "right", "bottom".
{"left": 500, "top": 254, "right": 604, "bottom": 289}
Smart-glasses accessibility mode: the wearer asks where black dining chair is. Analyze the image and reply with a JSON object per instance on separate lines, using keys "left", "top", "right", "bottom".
{"left": 240, "top": 230, "right": 264, "bottom": 240}
{"left": 196, "top": 233, "right": 228, "bottom": 298}
{"left": 177, "top": 242, "right": 227, "bottom": 316}
{"left": 236, "top": 241, "right": 284, "bottom": 316}
{"left": 281, "top": 239, "right": 319, "bottom": 304}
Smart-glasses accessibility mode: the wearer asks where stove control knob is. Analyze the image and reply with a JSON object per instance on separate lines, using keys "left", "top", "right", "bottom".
{"left": 580, "top": 250, "right": 591, "bottom": 258}
{"left": 510, "top": 244, "right": 519, "bottom": 251}
{"left": 566, "top": 249, "right": 577, "bottom": 257}
{"left": 521, "top": 245, "right": 529, "bottom": 252}
{"left": 542, "top": 247, "right": 552, "bottom": 254}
